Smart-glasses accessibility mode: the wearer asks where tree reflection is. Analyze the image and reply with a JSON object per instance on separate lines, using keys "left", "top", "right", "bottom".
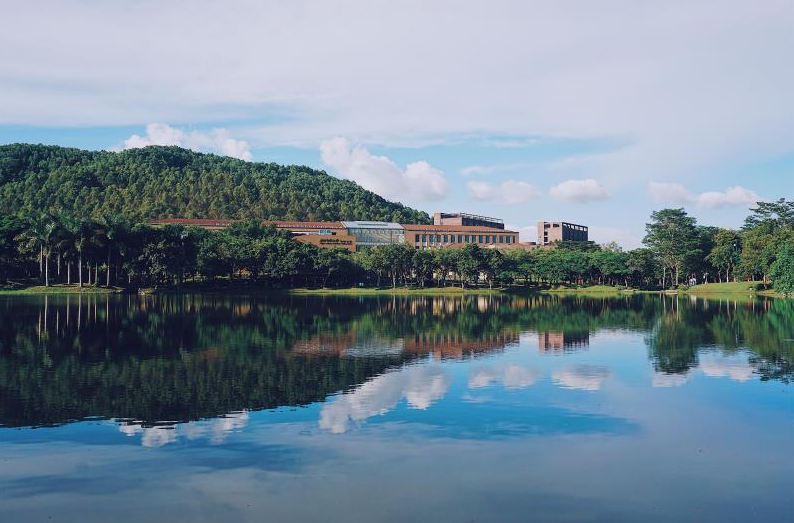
{"left": 0, "top": 293, "right": 791, "bottom": 428}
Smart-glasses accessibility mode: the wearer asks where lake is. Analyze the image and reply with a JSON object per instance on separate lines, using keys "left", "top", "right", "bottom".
{"left": 0, "top": 293, "right": 792, "bottom": 522}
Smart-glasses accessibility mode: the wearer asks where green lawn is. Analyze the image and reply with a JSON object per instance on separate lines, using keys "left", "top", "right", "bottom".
{"left": 289, "top": 286, "right": 503, "bottom": 296}
{"left": 0, "top": 284, "right": 123, "bottom": 295}
{"left": 541, "top": 284, "right": 634, "bottom": 295}
{"left": 686, "top": 282, "right": 763, "bottom": 295}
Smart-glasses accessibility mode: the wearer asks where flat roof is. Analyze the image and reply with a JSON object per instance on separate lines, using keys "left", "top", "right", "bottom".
{"left": 266, "top": 221, "right": 344, "bottom": 229}
{"left": 403, "top": 224, "right": 517, "bottom": 233}
{"left": 341, "top": 221, "right": 404, "bottom": 230}
{"left": 148, "top": 218, "right": 235, "bottom": 227}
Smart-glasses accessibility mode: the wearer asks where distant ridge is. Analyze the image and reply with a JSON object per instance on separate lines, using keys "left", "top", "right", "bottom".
{"left": 0, "top": 143, "right": 431, "bottom": 223}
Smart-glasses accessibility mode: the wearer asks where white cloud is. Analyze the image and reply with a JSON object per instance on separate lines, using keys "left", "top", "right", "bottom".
{"left": 320, "top": 137, "right": 448, "bottom": 202}
{"left": 552, "top": 364, "right": 612, "bottom": 391}
{"left": 319, "top": 365, "right": 450, "bottom": 434}
{"left": 466, "top": 180, "right": 540, "bottom": 204}
{"left": 0, "top": 1, "right": 792, "bottom": 195}
{"left": 647, "top": 182, "right": 694, "bottom": 204}
{"left": 549, "top": 179, "right": 609, "bottom": 203}
{"left": 697, "top": 186, "right": 761, "bottom": 209}
{"left": 461, "top": 165, "right": 495, "bottom": 177}
{"left": 647, "top": 182, "right": 761, "bottom": 209}
{"left": 115, "top": 123, "right": 253, "bottom": 161}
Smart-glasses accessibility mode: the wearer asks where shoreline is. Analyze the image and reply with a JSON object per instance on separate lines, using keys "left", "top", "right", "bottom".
{"left": 0, "top": 282, "right": 783, "bottom": 298}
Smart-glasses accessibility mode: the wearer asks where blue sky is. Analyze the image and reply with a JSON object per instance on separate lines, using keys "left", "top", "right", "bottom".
{"left": 1, "top": 1, "right": 792, "bottom": 248}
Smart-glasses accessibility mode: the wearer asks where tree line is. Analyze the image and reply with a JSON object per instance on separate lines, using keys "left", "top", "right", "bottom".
{"left": 1, "top": 199, "right": 792, "bottom": 294}
{"left": 0, "top": 143, "right": 430, "bottom": 223}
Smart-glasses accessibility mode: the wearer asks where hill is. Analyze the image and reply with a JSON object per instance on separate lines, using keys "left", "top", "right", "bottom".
{"left": 0, "top": 143, "right": 430, "bottom": 223}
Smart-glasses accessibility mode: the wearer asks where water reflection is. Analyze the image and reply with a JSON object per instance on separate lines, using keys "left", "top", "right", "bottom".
{"left": 117, "top": 411, "right": 250, "bottom": 447}
{"left": 0, "top": 293, "right": 792, "bottom": 432}
{"left": 552, "top": 364, "right": 612, "bottom": 391}
{"left": 468, "top": 364, "right": 539, "bottom": 390}
{"left": 319, "top": 365, "right": 450, "bottom": 434}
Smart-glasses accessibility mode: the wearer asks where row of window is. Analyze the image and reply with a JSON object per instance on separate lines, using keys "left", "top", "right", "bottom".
{"left": 414, "top": 233, "right": 515, "bottom": 245}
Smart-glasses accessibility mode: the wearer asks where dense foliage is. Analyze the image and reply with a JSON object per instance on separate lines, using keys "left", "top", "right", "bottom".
{"left": 0, "top": 142, "right": 791, "bottom": 293}
{"left": 0, "top": 201, "right": 792, "bottom": 292}
{"left": 0, "top": 143, "right": 430, "bottom": 223}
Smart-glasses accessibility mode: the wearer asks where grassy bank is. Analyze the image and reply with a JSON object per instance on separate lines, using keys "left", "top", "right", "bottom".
{"left": 686, "top": 281, "right": 780, "bottom": 297}
{"left": 0, "top": 283, "right": 123, "bottom": 295}
{"left": 289, "top": 286, "right": 504, "bottom": 296}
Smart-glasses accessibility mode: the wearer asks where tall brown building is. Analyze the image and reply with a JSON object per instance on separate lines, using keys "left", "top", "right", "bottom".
{"left": 537, "top": 221, "right": 588, "bottom": 245}
{"left": 433, "top": 212, "right": 504, "bottom": 230}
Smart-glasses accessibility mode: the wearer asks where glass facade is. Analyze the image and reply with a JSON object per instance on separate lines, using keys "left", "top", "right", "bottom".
{"left": 341, "top": 221, "right": 405, "bottom": 251}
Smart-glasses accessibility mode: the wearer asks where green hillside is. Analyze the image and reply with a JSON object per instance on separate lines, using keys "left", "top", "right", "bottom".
{"left": 0, "top": 143, "right": 430, "bottom": 223}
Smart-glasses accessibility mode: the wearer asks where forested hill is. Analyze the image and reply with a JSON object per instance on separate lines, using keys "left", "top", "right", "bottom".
{"left": 0, "top": 143, "right": 431, "bottom": 223}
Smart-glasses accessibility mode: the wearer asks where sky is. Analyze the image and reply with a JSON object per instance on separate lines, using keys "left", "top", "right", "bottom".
{"left": 1, "top": 1, "right": 792, "bottom": 248}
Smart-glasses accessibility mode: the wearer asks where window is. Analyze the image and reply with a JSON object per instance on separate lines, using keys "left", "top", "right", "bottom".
{"left": 422, "top": 234, "right": 427, "bottom": 242}
{"left": 478, "top": 235, "right": 483, "bottom": 243}
{"left": 499, "top": 235, "right": 504, "bottom": 244}
{"left": 450, "top": 235, "right": 455, "bottom": 244}
{"left": 465, "top": 235, "right": 470, "bottom": 242}
{"left": 457, "top": 235, "right": 462, "bottom": 243}
{"left": 429, "top": 235, "right": 434, "bottom": 244}
{"left": 443, "top": 234, "right": 448, "bottom": 243}
{"left": 415, "top": 234, "right": 420, "bottom": 243}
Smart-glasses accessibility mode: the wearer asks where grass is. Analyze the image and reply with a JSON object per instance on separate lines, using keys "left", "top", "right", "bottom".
{"left": 0, "top": 283, "right": 123, "bottom": 295}
{"left": 541, "top": 284, "right": 634, "bottom": 295}
{"left": 686, "top": 281, "right": 768, "bottom": 295}
{"left": 289, "top": 286, "right": 503, "bottom": 296}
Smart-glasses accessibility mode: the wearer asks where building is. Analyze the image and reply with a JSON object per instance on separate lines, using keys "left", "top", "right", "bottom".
{"left": 402, "top": 224, "right": 518, "bottom": 249}
{"left": 341, "top": 221, "right": 405, "bottom": 251}
{"left": 148, "top": 216, "right": 519, "bottom": 251}
{"left": 433, "top": 212, "right": 504, "bottom": 230}
{"left": 537, "top": 221, "right": 588, "bottom": 245}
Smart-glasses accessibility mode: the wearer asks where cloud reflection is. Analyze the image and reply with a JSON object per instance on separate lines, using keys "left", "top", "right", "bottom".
{"left": 116, "top": 411, "right": 250, "bottom": 448}
{"left": 552, "top": 365, "right": 612, "bottom": 391}
{"left": 468, "top": 365, "right": 539, "bottom": 390}
{"left": 319, "top": 365, "right": 450, "bottom": 434}
{"left": 652, "top": 354, "right": 757, "bottom": 387}
{"left": 699, "top": 355, "right": 755, "bottom": 382}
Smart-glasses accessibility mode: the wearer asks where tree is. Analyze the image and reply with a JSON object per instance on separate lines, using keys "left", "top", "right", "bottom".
{"left": 481, "top": 249, "right": 505, "bottom": 289}
{"left": 0, "top": 214, "right": 24, "bottom": 283}
{"left": 626, "top": 248, "right": 659, "bottom": 288}
{"left": 739, "top": 198, "right": 794, "bottom": 282}
{"left": 706, "top": 229, "right": 741, "bottom": 282}
{"left": 456, "top": 244, "right": 482, "bottom": 287}
{"left": 412, "top": 249, "right": 435, "bottom": 288}
{"left": 314, "top": 249, "right": 352, "bottom": 287}
{"left": 768, "top": 242, "right": 794, "bottom": 297}
{"left": 643, "top": 208, "right": 700, "bottom": 287}
{"left": 99, "top": 214, "right": 130, "bottom": 287}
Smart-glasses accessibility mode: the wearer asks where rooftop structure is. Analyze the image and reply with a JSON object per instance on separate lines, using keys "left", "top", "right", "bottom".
{"left": 537, "top": 221, "right": 588, "bottom": 245}
{"left": 434, "top": 212, "right": 504, "bottom": 229}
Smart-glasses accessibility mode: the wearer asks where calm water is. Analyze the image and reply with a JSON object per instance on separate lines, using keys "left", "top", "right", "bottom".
{"left": 0, "top": 293, "right": 792, "bottom": 522}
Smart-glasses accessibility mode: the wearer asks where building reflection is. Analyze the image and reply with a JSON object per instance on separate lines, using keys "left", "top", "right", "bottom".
{"left": 538, "top": 331, "right": 589, "bottom": 353}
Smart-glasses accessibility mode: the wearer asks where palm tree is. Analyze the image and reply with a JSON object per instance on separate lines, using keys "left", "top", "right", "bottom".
{"left": 16, "top": 214, "right": 57, "bottom": 286}
{"left": 59, "top": 215, "right": 91, "bottom": 288}
{"left": 98, "top": 215, "right": 129, "bottom": 287}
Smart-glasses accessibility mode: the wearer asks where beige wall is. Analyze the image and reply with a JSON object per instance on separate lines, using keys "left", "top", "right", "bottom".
{"left": 403, "top": 228, "right": 519, "bottom": 249}
{"left": 294, "top": 234, "right": 356, "bottom": 251}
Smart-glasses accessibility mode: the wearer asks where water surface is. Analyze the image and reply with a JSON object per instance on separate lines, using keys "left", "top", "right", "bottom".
{"left": 1, "top": 294, "right": 792, "bottom": 522}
